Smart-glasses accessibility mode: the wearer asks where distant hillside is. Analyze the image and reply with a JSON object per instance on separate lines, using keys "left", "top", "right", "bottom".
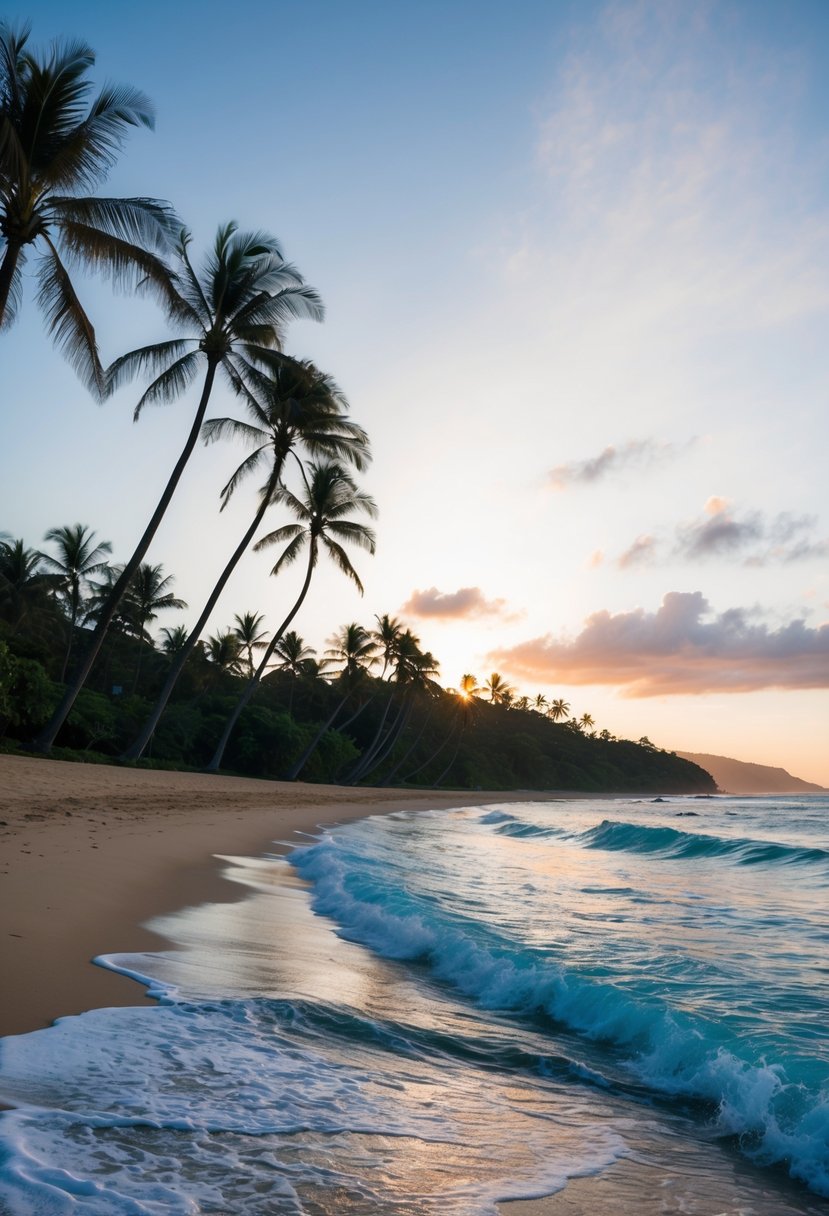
{"left": 675, "top": 752, "right": 825, "bottom": 795}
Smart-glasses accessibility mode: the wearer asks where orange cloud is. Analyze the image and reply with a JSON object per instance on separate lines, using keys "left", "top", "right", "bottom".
{"left": 401, "top": 586, "right": 519, "bottom": 622}
{"left": 489, "top": 592, "right": 829, "bottom": 696}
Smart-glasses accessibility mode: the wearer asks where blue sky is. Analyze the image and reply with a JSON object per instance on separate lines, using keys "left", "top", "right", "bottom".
{"left": 4, "top": 0, "right": 829, "bottom": 782}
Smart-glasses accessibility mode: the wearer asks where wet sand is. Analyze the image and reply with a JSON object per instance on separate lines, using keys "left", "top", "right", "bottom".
{"left": 0, "top": 754, "right": 579, "bottom": 1037}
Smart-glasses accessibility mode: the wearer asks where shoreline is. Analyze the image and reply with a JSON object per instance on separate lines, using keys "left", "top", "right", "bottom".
{"left": 0, "top": 754, "right": 600, "bottom": 1038}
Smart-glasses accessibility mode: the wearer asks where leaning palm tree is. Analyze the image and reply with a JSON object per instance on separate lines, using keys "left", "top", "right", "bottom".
{"left": 34, "top": 223, "right": 322, "bottom": 751}
{"left": 39, "top": 524, "right": 111, "bottom": 679}
{"left": 207, "top": 461, "right": 377, "bottom": 772}
{"left": 120, "top": 362, "right": 367, "bottom": 760}
{"left": 0, "top": 23, "right": 176, "bottom": 390}
{"left": 547, "top": 698, "right": 570, "bottom": 722}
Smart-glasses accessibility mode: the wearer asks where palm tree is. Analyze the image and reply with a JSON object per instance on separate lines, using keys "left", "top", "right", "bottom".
{"left": 547, "top": 698, "right": 570, "bottom": 722}
{"left": 482, "top": 672, "right": 514, "bottom": 706}
{"left": 119, "top": 562, "right": 186, "bottom": 691}
{"left": 207, "top": 461, "right": 377, "bottom": 772}
{"left": 533, "top": 693, "right": 548, "bottom": 714}
{"left": 283, "top": 624, "right": 375, "bottom": 782}
{"left": 39, "top": 524, "right": 111, "bottom": 679}
{"left": 120, "top": 361, "right": 367, "bottom": 760}
{"left": 323, "top": 622, "right": 380, "bottom": 679}
{"left": 204, "top": 629, "right": 244, "bottom": 677}
{"left": 271, "top": 629, "right": 315, "bottom": 678}
{"left": 456, "top": 673, "right": 482, "bottom": 700}
{"left": 373, "top": 613, "right": 404, "bottom": 679}
{"left": 0, "top": 23, "right": 176, "bottom": 390}
{"left": 0, "top": 537, "right": 56, "bottom": 631}
{"left": 232, "top": 611, "right": 269, "bottom": 677}
{"left": 579, "top": 712, "right": 596, "bottom": 734}
{"left": 34, "top": 223, "right": 322, "bottom": 751}
{"left": 159, "top": 624, "right": 188, "bottom": 655}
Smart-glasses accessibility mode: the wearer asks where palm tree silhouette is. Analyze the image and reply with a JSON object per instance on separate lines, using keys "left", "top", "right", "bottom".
{"left": 0, "top": 23, "right": 176, "bottom": 389}
{"left": 232, "top": 611, "right": 269, "bottom": 677}
{"left": 482, "top": 672, "right": 514, "bottom": 705}
{"left": 39, "top": 524, "right": 111, "bottom": 680}
{"left": 118, "top": 562, "right": 186, "bottom": 692}
{"left": 121, "top": 361, "right": 366, "bottom": 760}
{"left": 35, "top": 223, "right": 322, "bottom": 751}
{"left": 547, "top": 698, "right": 570, "bottom": 722}
{"left": 207, "top": 461, "right": 377, "bottom": 771}
{"left": 0, "top": 538, "right": 56, "bottom": 632}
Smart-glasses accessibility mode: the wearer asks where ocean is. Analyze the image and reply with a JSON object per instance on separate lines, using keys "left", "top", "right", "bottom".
{"left": 1, "top": 794, "right": 827, "bottom": 1214}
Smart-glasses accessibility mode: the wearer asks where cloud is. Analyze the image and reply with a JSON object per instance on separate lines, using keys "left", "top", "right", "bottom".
{"left": 401, "top": 586, "right": 519, "bottom": 622}
{"left": 489, "top": 592, "right": 829, "bottom": 696}
{"left": 618, "top": 534, "right": 658, "bottom": 569}
{"left": 613, "top": 499, "right": 829, "bottom": 567}
{"left": 549, "top": 439, "right": 688, "bottom": 491}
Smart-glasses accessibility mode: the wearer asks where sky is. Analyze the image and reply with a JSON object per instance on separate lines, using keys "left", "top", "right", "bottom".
{"left": 3, "top": 0, "right": 829, "bottom": 784}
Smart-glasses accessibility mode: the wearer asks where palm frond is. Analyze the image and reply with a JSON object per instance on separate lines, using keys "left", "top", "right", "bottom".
{"left": 105, "top": 338, "right": 195, "bottom": 397}
{"left": 35, "top": 236, "right": 104, "bottom": 397}
{"left": 325, "top": 519, "right": 378, "bottom": 551}
{"left": 50, "top": 194, "right": 178, "bottom": 251}
{"left": 269, "top": 531, "right": 308, "bottom": 575}
{"left": 321, "top": 537, "right": 364, "bottom": 593}
{"left": 254, "top": 522, "right": 304, "bottom": 553}
{"left": 132, "top": 350, "right": 203, "bottom": 417}
{"left": 217, "top": 443, "right": 269, "bottom": 507}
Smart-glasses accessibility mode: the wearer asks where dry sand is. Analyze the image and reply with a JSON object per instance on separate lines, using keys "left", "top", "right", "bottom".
{"left": 0, "top": 754, "right": 578, "bottom": 1038}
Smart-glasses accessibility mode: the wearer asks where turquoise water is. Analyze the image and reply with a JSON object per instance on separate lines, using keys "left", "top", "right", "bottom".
{"left": 1, "top": 794, "right": 827, "bottom": 1213}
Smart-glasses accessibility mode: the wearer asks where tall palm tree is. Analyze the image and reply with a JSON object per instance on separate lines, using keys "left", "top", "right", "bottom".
{"left": 121, "top": 361, "right": 367, "bottom": 760}
{"left": 579, "top": 712, "right": 596, "bottom": 734}
{"left": 207, "top": 461, "right": 377, "bottom": 772}
{"left": 232, "top": 611, "right": 269, "bottom": 677}
{"left": 34, "top": 223, "right": 322, "bottom": 751}
{"left": 547, "top": 698, "right": 570, "bottom": 722}
{"left": 39, "top": 523, "right": 111, "bottom": 679}
{"left": 482, "top": 672, "right": 515, "bottom": 706}
{"left": 0, "top": 23, "right": 176, "bottom": 390}
{"left": 533, "top": 693, "right": 548, "bottom": 714}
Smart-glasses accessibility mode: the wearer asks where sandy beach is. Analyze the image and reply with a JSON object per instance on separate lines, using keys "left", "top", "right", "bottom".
{"left": 0, "top": 754, "right": 580, "bottom": 1038}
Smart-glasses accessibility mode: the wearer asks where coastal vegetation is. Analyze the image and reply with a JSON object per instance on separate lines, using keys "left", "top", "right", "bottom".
{"left": 1, "top": 20, "right": 713, "bottom": 794}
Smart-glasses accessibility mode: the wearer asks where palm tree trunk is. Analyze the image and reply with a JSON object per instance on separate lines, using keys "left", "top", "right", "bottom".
{"left": 0, "top": 241, "right": 23, "bottom": 326}
{"left": 121, "top": 465, "right": 282, "bottom": 761}
{"left": 32, "top": 359, "right": 220, "bottom": 752}
{"left": 380, "top": 700, "right": 436, "bottom": 784}
{"left": 283, "top": 690, "right": 351, "bottom": 781}
{"left": 343, "top": 690, "right": 395, "bottom": 784}
{"left": 206, "top": 542, "right": 316, "bottom": 773}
